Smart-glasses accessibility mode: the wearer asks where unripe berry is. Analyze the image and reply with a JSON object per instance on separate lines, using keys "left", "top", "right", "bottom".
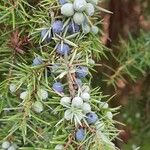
{"left": 88, "top": 58, "right": 95, "bottom": 65}
{"left": 106, "top": 112, "right": 113, "bottom": 120}
{"left": 61, "top": 3, "right": 74, "bottom": 17}
{"left": 76, "top": 66, "right": 89, "bottom": 78}
{"left": 86, "top": 112, "right": 98, "bottom": 124}
{"left": 91, "top": 25, "right": 99, "bottom": 34}
{"left": 68, "top": 21, "right": 80, "bottom": 34}
{"left": 9, "top": 84, "right": 17, "bottom": 93}
{"left": 56, "top": 43, "right": 71, "bottom": 55}
{"left": 52, "top": 20, "right": 63, "bottom": 34}
{"left": 100, "top": 102, "right": 109, "bottom": 109}
{"left": 55, "top": 144, "right": 64, "bottom": 150}
{"left": 2, "top": 141, "right": 11, "bottom": 149}
{"left": 20, "top": 91, "right": 28, "bottom": 100}
{"left": 60, "top": 97, "right": 71, "bottom": 107}
{"left": 82, "top": 23, "right": 91, "bottom": 34}
{"left": 74, "top": 0, "right": 87, "bottom": 12}
{"left": 64, "top": 109, "right": 73, "bottom": 120}
{"left": 81, "top": 85, "right": 90, "bottom": 93}
{"left": 52, "top": 82, "right": 64, "bottom": 93}
{"left": 72, "top": 97, "right": 83, "bottom": 108}
{"left": 37, "top": 89, "right": 48, "bottom": 100}
{"left": 81, "top": 92, "right": 90, "bottom": 102}
{"left": 8, "top": 144, "right": 17, "bottom": 150}
{"left": 73, "top": 12, "right": 85, "bottom": 25}
{"left": 75, "top": 128, "right": 85, "bottom": 141}
{"left": 32, "top": 56, "right": 43, "bottom": 66}
{"left": 41, "top": 29, "right": 52, "bottom": 42}
{"left": 82, "top": 103, "right": 91, "bottom": 113}
{"left": 32, "top": 101, "right": 44, "bottom": 113}
{"left": 85, "top": 3, "right": 95, "bottom": 16}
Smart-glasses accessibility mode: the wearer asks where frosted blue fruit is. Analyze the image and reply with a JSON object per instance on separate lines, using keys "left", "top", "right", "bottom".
{"left": 85, "top": 3, "right": 95, "bottom": 16}
{"left": 91, "top": 25, "right": 99, "bottom": 34}
{"left": 86, "top": 0, "right": 98, "bottom": 5}
{"left": 56, "top": 43, "right": 71, "bottom": 55}
{"left": 106, "top": 112, "right": 113, "bottom": 120}
{"left": 81, "top": 92, "right": 90, "bottom": 102}
{"left": 59, "top": 0, "right": 67, "bottom": 5}
{"left": 64, "top": 109, "right": 73, "bottom": 120}
{"left": 20, "top": 91, "right": 28, "bottom": 100}
{"left": 75, "top": 128, "right": 85, "bottom": 141}
{"left": 60, "top": 97, "right": 71, "bottom": 107}
{"left": 100, "top": 102, "right": 109, "bottom": 109}
{"left": 82, "top": 23, "right": 90, "bottom": 34}
{"left": 52, "top": 20, "right": 63, "bottom": 34}
{"left": 52, "top": 82, "right": 64, "bottom": 93}
{"left": 82, "top": 102, "right": 91, "bottom": 113}
{"left": 76, "top": 78, "right": 82, "bottom": 86}
{"left": 81, "top": 85, "right": 90, "bottom": 93}
{"left": 72, "top": 97, "right": 83, "bottom": 108}
{"left": 32, "top": 56, "right": 43, "bottom": 66}
{"left": 88, "top": 58, "right": 95, "bottom": 65}
{"left": 37, "top": 89, "right": 48, "bottom": 100}
{"left": 41, "top": 29, "right": 52, "bottom": 42}
{"left": 55, "top": 144, "right": 64, "bottom": 150}
{"left": 9, "top": 84, "right": 17, "bottom": 93}
{"left": 73, "top": 12, "right": 85, "bottom": 25}
{"left": 86, "top": 112, "right": 98, "bottom": 124}
{"left": 61, "top": 3, "right": 74, "bottom": 17}
{"left": 32, "top": 101, "right": 44, "bottom": 113}
{"left": 74, "top": 0, "right": 87, "bottom": 12}
{"left": 2, "top": 141, "right": 11, "bottom": 149}
{"left": 76, "top": 66, "right": 89, "bottom": 78}
{"left": 68, "top": 21, "right": 80, "bottom": 34}
{"left": 7, "top": 145, "right": 16, "bottom": 150}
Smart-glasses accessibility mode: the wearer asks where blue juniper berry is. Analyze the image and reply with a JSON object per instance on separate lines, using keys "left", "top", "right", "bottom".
{"left": 52, "top": 20, "right": 64, "bottom": 34}
{"left": 86, "top": 112, "right": 98, "bottom": 124}
{"left": 59, "top": 0, "right": 67, "bottom": 5}
{"left": 52, "top": 82, "right": 64, "bottom": 93}
{"left": 56, "top": 43, "right": 71, "bottom": 55}
{"left": 76, "top": 66, "right": 89, "bottom": 78}
{"left": 41, "top": 29, "right": 52, "bottom": 42}
{"left": 32, "top": 56, "right": 43, "bottom": 66}
{"left": 75, "top": 128, "right": 85, "bottom": 141}
{"left": 68, "top": 21, "right": 80, "bottom": 34}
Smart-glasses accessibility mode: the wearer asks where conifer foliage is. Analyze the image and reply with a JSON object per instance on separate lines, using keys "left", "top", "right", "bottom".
{"left": 0, "top": 0, "right": 119, "bottom": 149}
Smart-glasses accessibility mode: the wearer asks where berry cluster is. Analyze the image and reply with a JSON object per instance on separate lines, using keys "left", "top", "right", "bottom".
{"left": 60, "top": 0, "right": 99, "bottom": 34}
{"left": 2, "top": 0, "right": 117, "bottom": 149}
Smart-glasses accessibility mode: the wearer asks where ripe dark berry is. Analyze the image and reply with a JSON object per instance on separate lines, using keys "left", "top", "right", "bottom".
{"left": 68, "top": 21, "right": 80, "bottom": 34}
{"left": 76, "top": 66, "right": 89, "bottom": 78}
{"left": 41, "top": 29, "right": 52, "bottom": 42}
{"left": 75, "top": 128, "right": 85, "bottom": 141}
{"left": 52, "top": 20, "right": 63, "bottom": 34}
{"left": 56, "top": 43, "right": 71, "bottom": 55}
{"left": 86, "top": 112, "right": 98, "bottom": 124}
{"left": 32, "top": 56, "right": 43, "bottom": 66}
{"left": 52, "top": 82, "right": 64, "bottom": 93}
{"left": 59, "top": 0, "right": 67, "bottom": 5}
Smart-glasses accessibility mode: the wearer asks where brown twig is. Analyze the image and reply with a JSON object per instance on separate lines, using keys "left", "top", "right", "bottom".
{"left": 64, "top": 134, "right": 74, "bottom": 150}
